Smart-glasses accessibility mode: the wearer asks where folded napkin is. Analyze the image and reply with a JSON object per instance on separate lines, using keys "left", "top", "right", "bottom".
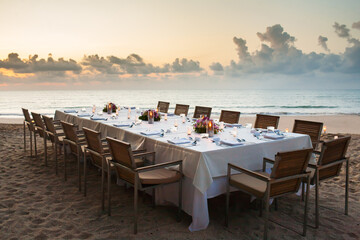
{"left": 64, "top": 110, "right": 78, "bottom": 113}
{"left": 263, "top": 133, "right": 284, "bottom": 140}
{"left": 91, "top": 117, "right": 107, "bottom": 121}
{"left": 140, "top": 131, "right": 161, "bottom": 136}
{"left": 167, "top": 138, "right": 191, "bottom": 145}
{"left": 77, "top": 114, "right": 91, "bottom": 117}
{"left": 220, "top": 140, "right": 244, "bottom": 146}
{"left": 167, "top": 113, "right": 175, "bottom": 116}
{"left": 225, "top": 123, "right": 242, "bottom": 128}
{"left": 113, "top": 123, "right": 131, "bottom": 127}
{"left": 124, "top": 106, "right": 136, "bottom": 110}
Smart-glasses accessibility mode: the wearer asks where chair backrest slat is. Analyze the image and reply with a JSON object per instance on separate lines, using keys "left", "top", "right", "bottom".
{"left": 31, "top": 112, "right": 45, "bottom": 137}
{"left": 107, "top": 137, "right": 136, "bottom": 184}
{"left": 219, "top": 110, "right": 240, "bottom": 124}
{"left": 42, "top": 115, "right": 56, "bottom": 143}
{"left": 174, "top": 104, "right": 190, "bottom": 116}
{"left": 270, "top": 148, "right": 313, "bottom": 197}
{"left": 318, "top": 136, "right": 351, "bottom": 181}
{"left": 61, "top": 121, "right": 79, "bottom": 154}
{"left": 254, "top": 114, "right": 280, "bottom": 129}
{"left": 193, "top": 106, "right": 212, "bottom": 119}
{"left": 22, "top": 108, "right": 35, "bottom": 131}
{"left": 293, "top": 120, "right": 323, "bottom": 149}
{"left": 157, "top": 101, "right": 170, "bottom": 113}
{"left": 83, "top": 127, "right": 104, "bottom": 168}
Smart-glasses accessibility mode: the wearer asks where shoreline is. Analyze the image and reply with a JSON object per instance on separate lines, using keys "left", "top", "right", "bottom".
{"left": 2, "top": 114, "right": 360, "bottom": 134}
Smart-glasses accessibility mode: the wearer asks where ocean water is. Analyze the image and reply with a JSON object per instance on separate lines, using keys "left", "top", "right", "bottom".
{"left": 0, "top": 89, "right": 359, "bottom": 118}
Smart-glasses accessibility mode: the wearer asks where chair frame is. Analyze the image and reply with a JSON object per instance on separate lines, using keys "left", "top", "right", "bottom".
{"left": 43, "top": 115, "right": 64, "bottom": 175}
{"left": 174, "top": 104, "right": 190, "bottom": 116}
{"left": 225, "top": 149, "right": 312, "bottom": 239}
{"left": 106, "top": 137, "right": 183, "bottom": 234}
{"left": 219, "top": 110, "right": 240, "bottom": 124}
{"left": 157, "top": 101, "right": 170, "bottom": 113}
{"left": 22, "top": 108, "right": 36, "bottom": 157}
{"left": 61, "top": 121, "right": 87, "bottom": 191}
{"left": 293, "top": 119, "right": 323, "bottom": 149}
{"left": 31, "top": 112, "right": 48, "bottom": 163}
{"left": 307, "top": 136, "right": 351, "bottom": 228}
{"left": 193, "top": 106, "right": 212, "bottom": 119}
{"left": 254, "top": 114, "right": 280, "bottom": 129}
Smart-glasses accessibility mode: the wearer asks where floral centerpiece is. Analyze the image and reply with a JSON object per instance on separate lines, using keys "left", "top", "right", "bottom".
{"left": 139, "top": 109, "right": 161, "bottom": 121}
{"left": 103, "top": 102, "right": 117, "bottom": 113}
{"left": 193, "top": 116, "right": 221, "bottom": 134}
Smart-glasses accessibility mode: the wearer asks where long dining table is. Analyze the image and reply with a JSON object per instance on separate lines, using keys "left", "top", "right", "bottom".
{"left": 54, "top": 108, "right": 313, "bottom": 231}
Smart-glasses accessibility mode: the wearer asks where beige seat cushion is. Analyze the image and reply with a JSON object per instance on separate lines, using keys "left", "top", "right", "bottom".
{"left": 139, "top": 169, "right": 181, "bottom": 185}
{"left": 230, "top": 172, "right": 269, "bottom": 198}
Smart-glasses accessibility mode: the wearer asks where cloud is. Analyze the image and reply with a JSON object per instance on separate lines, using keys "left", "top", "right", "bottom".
{"left": 0, "top": 53, "right": 82, "bottom": 74}
{"left": 333, "top": 22, "right": 350, "bottom": 38}
{"left": 82, "top": 54, "right": 120, "bottom": 74}
{"left": 222, "top": 23, "right": 360, "bottom": 76}
{"left": 353, "top": 21, "right": 360, "bottom": 30}
{"left": 318, "top": 35, "right": 329, "bottom": 52}
{"left": 209, "top": 62, "right": 224, "bottom": 72}
{"left": 170, "top": 58, "right": 202, "bottom": 73}
{"left": 256, "top": 24, "right": 296, "bottom": 51}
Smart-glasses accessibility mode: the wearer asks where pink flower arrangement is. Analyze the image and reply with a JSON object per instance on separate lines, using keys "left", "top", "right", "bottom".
{"left": 193, "top": 116, "right": 221, "bottom": 134}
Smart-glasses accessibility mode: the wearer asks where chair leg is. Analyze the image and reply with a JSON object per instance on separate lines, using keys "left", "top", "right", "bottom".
{"left": 44, "top": 132, "right": 48, "bottom": 167}
{"left": 30, "top": 130, "right": 33, "bottom": 157}
{"left": 134, "top": 178, "right": 138, "bottom": 234}
{"left": 225, "top": 180, "right": 230, "bottom": 227}
{"left": 274, "top": 198, "right": 278, "bottom": 211}
{"left": 77, "top": 146, "right": 81, "bottom": 192}
{"left": 264, "top": 195, "right": 270, "bottom": 240}
{"left": 345, "top": 159, "right": 349, "bottom": 215}
{"left": 315, "top": 171, "right": 319, "bottom": 228}
{"left": 63, "top": 143, "right": 67, "bottom": 181}
{"left": 55, "top": 142, "right": 58, "bottom": 175}
{"left": 152, "top": 189, "right": 156, "bottom": 208}
{"left": 108, "top": 163, "right": 111, "bottom": 216}
{"left": 259, "top": 200, "right": 263, "bottom": 217}
{"left": 23, "top": 122, "right": 26, "bottom": 152}
{"left": 301, "top": 182, "right": 305, "bottom": 201}
{"left": 303, "top": 176, "right": 310, "bottom": 236}
{"left": 177, "top": 179, "right": 182, "bottom": 222}
{"left": 84, "top": 152, "right": 88, "bottom": 197}
{"left": 34, "top": 132, "right": 37, "bottom": 158}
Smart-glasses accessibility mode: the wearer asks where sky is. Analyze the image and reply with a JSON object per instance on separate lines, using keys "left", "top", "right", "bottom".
{"left": 0, "top": 0, "right": 359, "bottom": 90}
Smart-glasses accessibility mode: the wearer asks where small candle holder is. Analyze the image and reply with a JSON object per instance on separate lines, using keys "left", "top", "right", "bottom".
{"left": 164, "top": 113, "right": 168, "bottom": 121}
{"left": 148, "top": 110, "right": 154, "bottom": 124}
{"left": 92, "top": 105, "right": 96, "bottom": 114}
{"left": 187, "top": 126, "right": 192, "bottom": 135}
{"left": 174, "top": 119, "right": 178, "bottom": 127}
{"left": 207, "top": 119, "right": 214, "bottom": 137}
{"left": 285, "top": 128, "right": 289, "bottom": 133}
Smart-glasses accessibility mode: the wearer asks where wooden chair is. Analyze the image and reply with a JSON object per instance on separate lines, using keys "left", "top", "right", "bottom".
{"left": 219, "top": 110, "right": 240, "bottom": 124}
{"left": 293, "top": 120, "right": 323, "bottom": 149}
{"left": 22, "top": 108, "right": 36, "bottom": 157}
{"left": 43, "top": 115, "right": 65, "bottom": 175}
{"left": 106, "top": 137, "right": 183, "bottom": 234}
{"left": 174, "top": 104, "right": 190, "bottom": 116}
{"left": 193, "top": 106, "right": 212, "bottom": 119}
{"left": 307, "top": 136, "right": 351, "bottom": 228}
{"left": 226, "top": 148, "right": 313, "bottom": 239}
{"left": 157, "top": 101, "right": 170, "bottom": 113}
{"left": 31, "top": 112, "right": 48, "bottom": 163}
{"left": 60, "top": 121, "right": 87, "bottom": 191}
{"left": 254, "top": 114, "right": 280, "bottom": 129}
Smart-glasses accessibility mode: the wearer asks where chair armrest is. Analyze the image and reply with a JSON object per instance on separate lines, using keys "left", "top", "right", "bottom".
{"left": 228, "top": 163, "right": 270, "bottom": 182}
{"left": 136, "top": 160, "right": 183, "bottom": 173}
{"left": 313, "top": 150, "right": 321, "bottom": 155}
{"left": 262, "top": 157, "right": 275, "bottom": 171}
{"left": 132, "top": 149, "right": 147, "bottom": 154}
{"left": 307, "top": 162, "right": 318, "bottom": 168}
{"left": 133, "top": 151, "right": 155, "bottom": 159}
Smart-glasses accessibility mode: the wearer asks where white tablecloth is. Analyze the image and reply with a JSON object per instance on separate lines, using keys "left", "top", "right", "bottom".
{"left": 55, "top": 109, "right": 313, "bottom": 231}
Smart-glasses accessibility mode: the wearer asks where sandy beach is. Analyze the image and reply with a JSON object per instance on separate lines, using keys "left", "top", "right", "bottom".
{"left": 1, "top": 119, "right": 359, "bottom": 239}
